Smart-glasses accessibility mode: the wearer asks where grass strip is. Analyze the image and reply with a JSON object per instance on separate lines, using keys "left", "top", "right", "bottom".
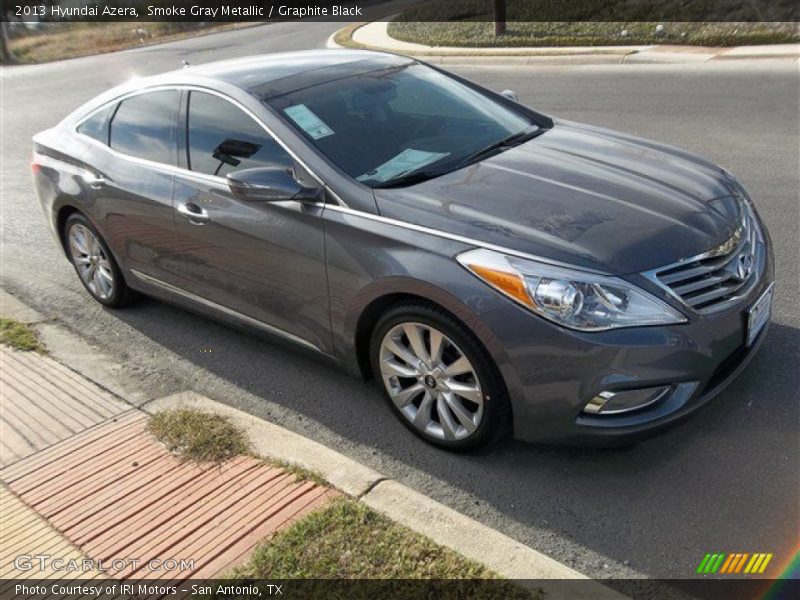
{"left": 389, "top": 21, "right": 799, "bottom": 48}
{"left": 0, "top": 318, "right": 46, "bottom": 353}
{"left": 147, "top": 408, "right": 250, "bottom": 463}
{"left": 388, "top": 0, "right": 798, "bottom": 48}
{"left": 231, "top": 497, "right": 539, "bottom": 594}
{"left": 147, "top": 408, "right": 326, "bottom": 484}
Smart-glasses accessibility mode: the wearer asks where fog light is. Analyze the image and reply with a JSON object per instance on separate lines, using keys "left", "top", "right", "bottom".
{"left": 583, "top": 386, "right": 671, "bottom": 415}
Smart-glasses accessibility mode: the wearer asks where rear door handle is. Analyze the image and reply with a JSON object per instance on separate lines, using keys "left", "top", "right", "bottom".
{"left": 177, "top": 202, "right": 210, "bottom": 225}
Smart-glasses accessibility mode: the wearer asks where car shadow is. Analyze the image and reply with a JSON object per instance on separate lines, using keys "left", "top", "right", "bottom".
{"left": 109, "top": 296, "right": 800, "bottom": 579}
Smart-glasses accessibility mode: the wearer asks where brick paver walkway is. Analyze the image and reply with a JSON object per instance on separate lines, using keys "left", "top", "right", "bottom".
{"left": 0, "top": 347, "right": 338, "bottom": 580}
{"left": 1, "top": 484, "right": 102, "bottom": 579}
{"left": 0, "top": 347, "right": 129, "bottom": 467}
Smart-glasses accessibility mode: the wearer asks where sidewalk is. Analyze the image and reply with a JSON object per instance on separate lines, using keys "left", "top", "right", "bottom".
{"left": 331, "top": 20, "right": 800, "bottom": 65}
{"left": 0, "top": 290, "right": 621, "bottom": 594}
{"left": 0, "top": 348, "right": 337, "bottom": 580}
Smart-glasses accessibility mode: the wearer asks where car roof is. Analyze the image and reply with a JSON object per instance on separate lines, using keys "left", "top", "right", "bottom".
{"left": 61, "top": 50, "right": 415, "bottom": 127}
{"left": 178, "top": 49, "right": 414, "bottom": 98}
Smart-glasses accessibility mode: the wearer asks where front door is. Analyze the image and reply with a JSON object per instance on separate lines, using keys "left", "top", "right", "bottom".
{"left": 172, "top": 90, "right": 330, "bottom": 352}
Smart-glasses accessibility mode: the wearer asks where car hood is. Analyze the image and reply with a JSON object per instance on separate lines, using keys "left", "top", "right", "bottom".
{"left": 374, "top": 119, "right": 741, "bottom": 275}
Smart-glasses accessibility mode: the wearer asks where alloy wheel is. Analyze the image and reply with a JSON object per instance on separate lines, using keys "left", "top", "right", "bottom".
{"left": 379, "top": 322, "right": 484, "bottom": 441}
{"left": 68, "top": 223, "right": 115, "bottom": 301}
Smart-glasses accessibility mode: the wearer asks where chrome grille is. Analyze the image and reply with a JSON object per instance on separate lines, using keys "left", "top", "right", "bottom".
{"left": 649, "top": 207, "right": 764, "bottom": 314}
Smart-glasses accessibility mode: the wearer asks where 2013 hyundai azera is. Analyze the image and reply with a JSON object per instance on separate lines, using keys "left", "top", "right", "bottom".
{"left": 32, "top": 50, "right": 774, "bottom": 450}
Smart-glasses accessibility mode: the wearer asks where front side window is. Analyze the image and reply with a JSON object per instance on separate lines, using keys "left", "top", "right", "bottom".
{"left": 187, "top": 91, "right": 292, "bottom": 178}
{"left": 109, "top": 90, "right": 179, "bottom": 164}
{"left": 267, "top": 63, "right": 536, "bottom": 188}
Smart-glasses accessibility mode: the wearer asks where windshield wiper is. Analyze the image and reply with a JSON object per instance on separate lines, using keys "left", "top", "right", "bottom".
{"left": 455, "top": 126, "right": 541, "bottom": 170}
{"left": 372, "top": 167, "right": 448, "bottom": 189}
{"left": 373, "top": 126, "right": 542, "bottom": 189}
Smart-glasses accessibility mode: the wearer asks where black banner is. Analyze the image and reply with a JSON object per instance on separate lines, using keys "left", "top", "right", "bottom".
{"left": 2, "top": 0, "right": 799, "bottom": 23}
{"left": 2, "top": 578, "right": 800, "bottom": 600}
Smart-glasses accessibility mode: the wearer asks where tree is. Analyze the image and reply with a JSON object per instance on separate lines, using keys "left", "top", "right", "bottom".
{"left": 1, "top": 19, "right": 14, "bottom": 63}
{"left": 493, "top": 0, "right": 507, "bottom": 36}
{"left": 1, "top": 1, "right": 56, "bottom": 63}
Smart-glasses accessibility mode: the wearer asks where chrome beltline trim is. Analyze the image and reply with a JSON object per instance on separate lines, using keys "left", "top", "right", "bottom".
{"left": 129, "top": 269, "right": 320, "bottom": 352}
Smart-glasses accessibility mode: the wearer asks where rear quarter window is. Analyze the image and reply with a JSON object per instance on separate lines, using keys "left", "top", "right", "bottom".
{"left": 109, "top": 90, "right": 180, "bottom": 164}
{"left": 76, "top": 105, "right": 114, "bottom": 144}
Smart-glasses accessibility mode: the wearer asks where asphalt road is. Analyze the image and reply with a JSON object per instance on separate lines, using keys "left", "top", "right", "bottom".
{"left": 1, "top": 22, "right": 798, "bottom": 581}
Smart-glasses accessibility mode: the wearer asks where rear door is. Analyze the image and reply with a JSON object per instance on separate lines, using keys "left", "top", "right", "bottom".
{"left": 171, "top": 90, "right": 330, "bottom": 352}
{"left": 80, "top": 89, "right": 184, "bottom": 286}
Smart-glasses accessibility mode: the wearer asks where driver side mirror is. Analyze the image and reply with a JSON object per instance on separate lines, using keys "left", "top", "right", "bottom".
{"left": 500, "top": 89, "right": 519, "bottom": 102}
{"left": 227, "top": 167, "right": 323, "bottom": 203}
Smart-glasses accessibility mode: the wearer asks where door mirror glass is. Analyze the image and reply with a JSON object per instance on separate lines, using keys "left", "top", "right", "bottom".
{"left": 500, "top": 89, "right": 519, "bottom": 102}
{"left": 227, "top": 167, "right": 322, "bottom": 203}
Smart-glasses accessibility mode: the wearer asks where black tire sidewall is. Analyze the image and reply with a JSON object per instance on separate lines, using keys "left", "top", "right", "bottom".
{"left": 370, "top": 303, "right": 510, "bottom": 451}
{"left": 64, "top": 213, "right": 129, "bottom": 307}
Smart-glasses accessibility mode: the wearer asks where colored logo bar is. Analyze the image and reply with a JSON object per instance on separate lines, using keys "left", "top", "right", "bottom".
{"left": 697, "top": 552, "right": 774, "bottom": 574}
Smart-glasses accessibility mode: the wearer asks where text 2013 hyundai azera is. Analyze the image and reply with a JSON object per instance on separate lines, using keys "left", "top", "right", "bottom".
{"left": 32, "top": 50, "right": 774, "bottom": 450}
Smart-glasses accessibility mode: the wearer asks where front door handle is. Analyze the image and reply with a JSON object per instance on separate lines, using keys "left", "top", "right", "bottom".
{"left": 177, "top": 202, "right": 210, "bottom": 225}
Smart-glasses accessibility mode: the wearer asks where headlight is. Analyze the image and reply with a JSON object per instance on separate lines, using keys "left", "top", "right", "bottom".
{"left": 457, "top": 248, "right": 686, "bottom": 331}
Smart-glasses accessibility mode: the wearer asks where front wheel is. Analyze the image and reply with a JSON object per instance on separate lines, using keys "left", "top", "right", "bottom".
{"left": 370, "top": 303, "right": 510, "bottom": 451}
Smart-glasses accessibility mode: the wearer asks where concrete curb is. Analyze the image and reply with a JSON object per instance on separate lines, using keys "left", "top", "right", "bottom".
{"left": 143, "top": 392, "right": 625, "bottom": 595}
{"left": 329, "top": 20, "right": 799, "bottom": 66}
{"left": 363, "top": 481, "right": 624, "bottom": 598}
{"left": 0, "top": 289, "right": 45, "bottom": 324}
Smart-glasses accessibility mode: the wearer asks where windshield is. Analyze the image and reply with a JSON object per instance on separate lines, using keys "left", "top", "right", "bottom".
{"left": 266, "top": 64, "right": 537, "bottom": 188}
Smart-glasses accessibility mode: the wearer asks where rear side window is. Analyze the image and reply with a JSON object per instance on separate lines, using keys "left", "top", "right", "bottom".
{"left": 187, "top": 91, "right": 291, "bottom": 177}
{"left": 109, "top": 90, "right": 179, "bottom": 164}
{"left": 77, "top": 105, "right": 113, "bottom": 144}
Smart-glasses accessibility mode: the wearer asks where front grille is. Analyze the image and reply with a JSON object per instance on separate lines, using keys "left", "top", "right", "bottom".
{"left": 650, "top": 206, "right": 764, "bottom": 314}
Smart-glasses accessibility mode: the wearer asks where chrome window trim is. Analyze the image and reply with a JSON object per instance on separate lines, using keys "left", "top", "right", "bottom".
{"left": 73, "top": 84, "right": 346, "bottom": 206}
{"left": 129, "top": 269, "right": 321, "bottom": 352}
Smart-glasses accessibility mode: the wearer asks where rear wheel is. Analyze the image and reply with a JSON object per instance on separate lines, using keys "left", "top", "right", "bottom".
{"left": 370, "top": 303, "right": 510, "bottom": 451}
{"left": 64, "top": 213, "right": 135, "bottom": 307}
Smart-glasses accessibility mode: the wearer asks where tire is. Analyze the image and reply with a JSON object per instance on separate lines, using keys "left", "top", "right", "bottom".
{"left": 370, "top": 302, "right": 511, "bottom": 451}
{"left": 63, "top": 213, "right": 136, "bottom": 308}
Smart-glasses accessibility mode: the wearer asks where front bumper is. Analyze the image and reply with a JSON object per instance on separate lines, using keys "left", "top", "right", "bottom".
{"left": 475, "top": 249, "right": 775, "bottom": 445}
